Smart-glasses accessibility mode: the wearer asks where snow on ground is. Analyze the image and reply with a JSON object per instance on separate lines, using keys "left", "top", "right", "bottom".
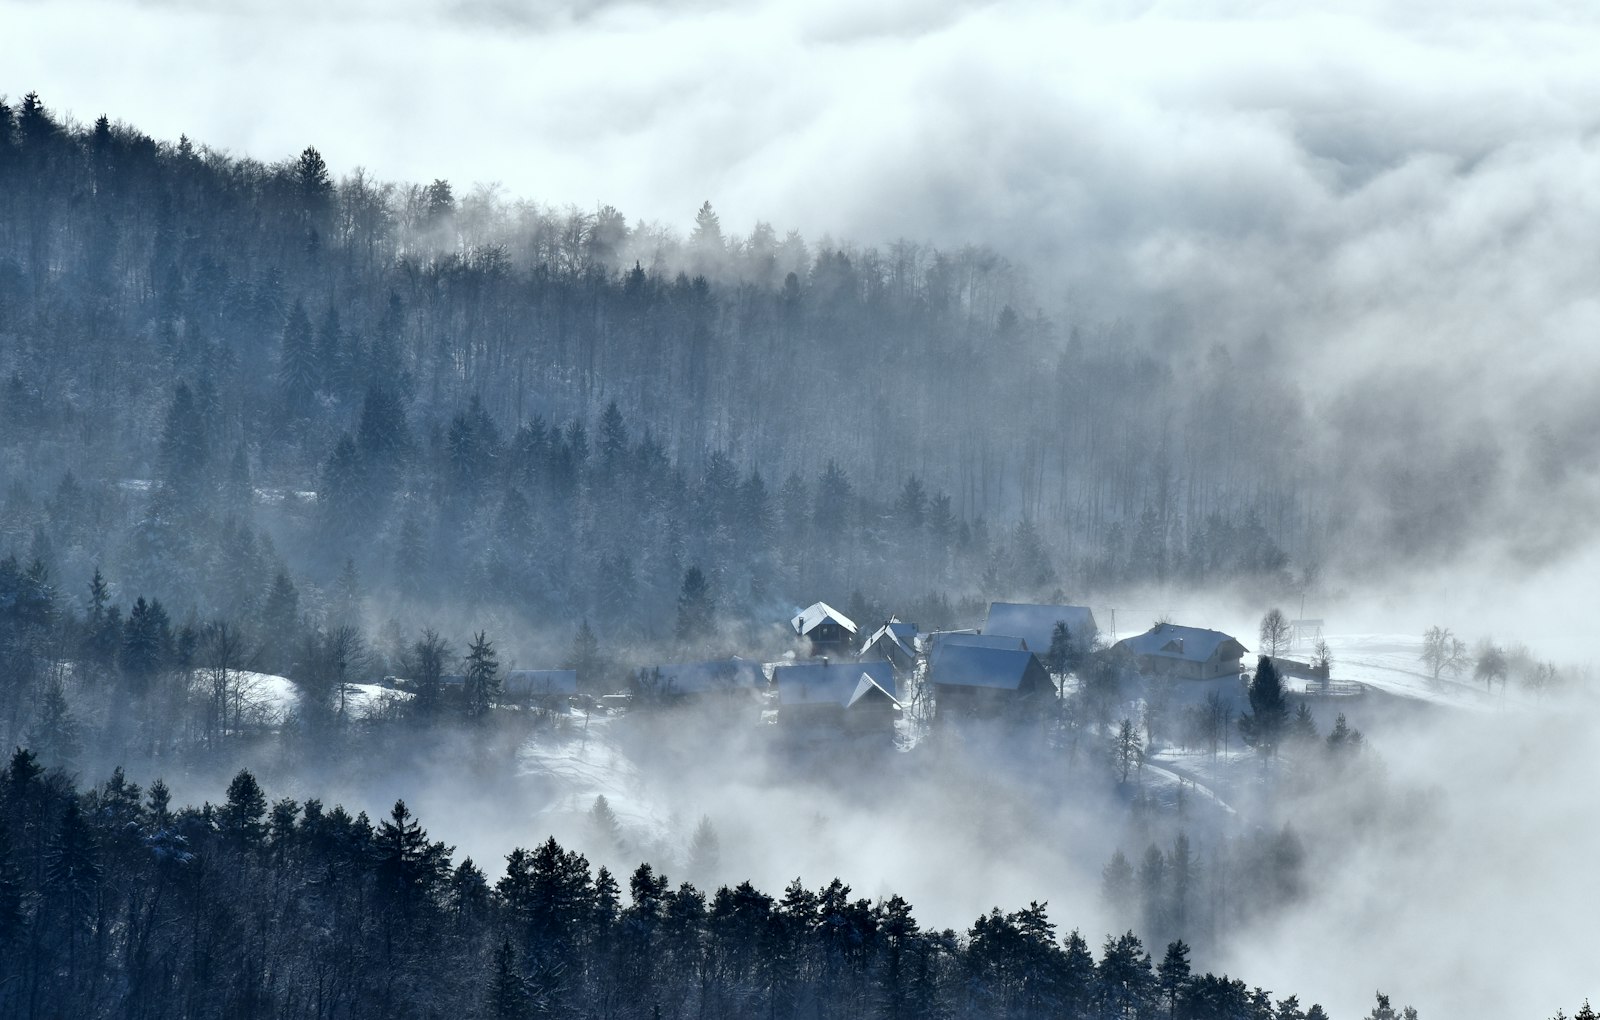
{"left": 516, "top": 710, "right": 678, "bottom": 849}
{"left": 1304, "top": 633, "right": 1504, "bottom": 710}
{"left": 246, "top": 672, "right": 411, "bottom": 721}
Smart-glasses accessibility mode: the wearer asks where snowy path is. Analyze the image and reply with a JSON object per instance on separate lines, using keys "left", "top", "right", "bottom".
{"left": 1141, "top": 758, "right": 1239, "bottom": 816}
{"left": 1314, "top": 634, "right": 1497, "bottom": 709}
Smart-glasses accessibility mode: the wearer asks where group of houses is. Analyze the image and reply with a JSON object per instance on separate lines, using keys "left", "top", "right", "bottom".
{"left": 432, "top": 600, "right": 1253, "bottom": 747}
{"left": 777, "top": 600, "right": 1251, "bottom": 741}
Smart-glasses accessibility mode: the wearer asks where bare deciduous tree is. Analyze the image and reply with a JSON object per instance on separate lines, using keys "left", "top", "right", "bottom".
{"left": 1259, "top": 608, "right": 1290, "bottom": 657}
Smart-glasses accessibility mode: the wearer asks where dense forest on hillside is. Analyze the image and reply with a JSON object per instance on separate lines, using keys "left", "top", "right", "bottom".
{"left": 0, "top": 91, "right": 1303, "bottom": 652}
{"left": 0, "top": 748, "right": 1356, "bottom": 1020}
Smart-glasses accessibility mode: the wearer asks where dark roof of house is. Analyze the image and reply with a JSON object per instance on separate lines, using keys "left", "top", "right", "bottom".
{"left": 792, "top": 602, "right": 858, "bottom": 637}
{"left": 983, "top": 602, "right": 1098, "bottom": 654}
{"left": 1113, "top": 624, "right": 1245, "bottom": 664}
{"left": 646, "top": 656, "right": 766, "bottom": 695}
{"left": 928, "top": 643, "right": 1048, "bottom": 691}
{"left": 774, "top": 660, "right": 899, "bottom": 708}
{"left": 503, "top": 669, "right": 578, "bottom": 698}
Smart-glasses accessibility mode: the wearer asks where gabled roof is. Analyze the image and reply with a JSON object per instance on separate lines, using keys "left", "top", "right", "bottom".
{"left": 928, "top": 643, "right": 1047, "bottom": 691}
{"left": 983, "top": 602, "right": 1097, "bottom": 654}
{"left": 503, "top": 669, "right": 578, "bottom": 698}
{"left": 647, "top": 656, "right": 765, "bottom": 695}
{"left": 774, "top": 660, "right": 899, "bottom": 708}
{"left": 862, "top": 620, "right": 917, "bottom": 661}
{"left": 792, "top": 602, "right": 858, "bottom": 637}
{"left": 1113, "top": 624, "right": 1245, "bottom": 664}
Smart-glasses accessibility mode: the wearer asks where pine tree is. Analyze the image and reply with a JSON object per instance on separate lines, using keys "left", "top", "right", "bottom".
{"left": 1238, "top": 656, "right": 1289, "bottom": 759}
{"left": 409, "top": 627, "right": 451, "bottom": 720}
{"left": 676, "top": 566, "right": 715, "bottom": 644}
{"left": 1157, "top": 940, "right": 1191, "bottom": 1020}
{"left": 567, "top": 621, "right": 603, "bottom": 693}
{"left": 1101, "top": 850, "right": 1135, "bottom": 921}
{"left": 218, "top": 769, "right": 268, "bottom": 849}
{"left": 29, "top": 677, "right": 81, "bottom": 767}
{"left": 375, "top": 799, "right": 448, "bottom": 911}
{"left": 463, "top": 631, "right": 500, "bottom": 719}
{"left": 589, "top": 795, "right": 623, "bottom": 856}
{"left": 686, "top": 815, "right": 719, "bottom": 887}
{"left": 488, "top": 937, "right": 532, "bottom": 1018}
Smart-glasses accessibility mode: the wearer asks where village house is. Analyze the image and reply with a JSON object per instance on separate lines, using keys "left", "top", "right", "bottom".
{"left": 859, "top": 619, "right": 919, "bottom": 672}
{"left": 982, "top": 601, "right": 1098, "bottom": 658}
{"left": 926, "top": 643, "right": 1054, "bottom": 723}
{"left": 792, "top": 602, "right": 858, "bottom": 656}
{"left": 773, "top": 660, "right": 900, "bottom": 741}
{"left": 1111, "top": 623, "right": 1247, "bottom": 681}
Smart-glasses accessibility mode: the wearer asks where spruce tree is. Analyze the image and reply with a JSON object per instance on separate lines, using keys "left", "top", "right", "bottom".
{"left": 1238, "top": 656, "right": 1289, "bottom": 760}
{"left": 218, "top": 769, "right": 268, "bottom": 849}
{"left": 463, "top": 631, "right": 500, "bottom": 719}
{"left": 675, "top": 566, "right": 715, "bottom": 644}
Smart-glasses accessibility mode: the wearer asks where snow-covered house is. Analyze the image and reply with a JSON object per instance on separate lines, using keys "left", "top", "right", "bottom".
{"left": 1111, "top": 624, "right": 1246, "bottom": 681}
{"left": 927, "top": 643, "right": 1053, "bottom": 722}
{"left": 792, "top": 602, "right": 858, "bottom": 656}
{"left": 982, "top": 601, "right": 1098, "bottom": 657}
{"left": 773, "top": 660, "right": 900, "bottom": 738}
{"left": 860, "top": 619, "right": 918, "bottom": 671}
{"left": 502, "top": 669, "right": 578, "bottom": 707}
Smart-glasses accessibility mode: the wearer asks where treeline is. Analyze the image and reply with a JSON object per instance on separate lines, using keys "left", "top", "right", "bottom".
{"left": 0, "top": 750, "right": 1341, "bottom": 1020}
{"left": 0, "top": 90, "right": 1301, "bottom": 642}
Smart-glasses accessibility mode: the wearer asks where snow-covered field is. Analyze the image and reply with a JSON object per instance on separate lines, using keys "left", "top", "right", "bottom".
{"left": 246, "top": 672, "right": 411, "bottom": 722}
{"left": 1302, "top": 632, "right": 1510, "bottom": 710}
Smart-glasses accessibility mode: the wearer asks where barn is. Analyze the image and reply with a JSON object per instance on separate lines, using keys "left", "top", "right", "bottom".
{"left": 927, "top": 643, "right": 1054, "bottom": 722}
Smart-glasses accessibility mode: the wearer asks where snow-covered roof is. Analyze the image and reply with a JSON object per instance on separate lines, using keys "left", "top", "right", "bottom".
{"left": 983, "top": 602, "right": 1097, "bottom": 653}
{"left": 646, "top": 656, "right": 765, "bottom": 695}
{"left": 862, "top": 620, "right": 917, "bottom": 661}
{"left": 792, "top": 601, "right": 858, "bottom": 637}
{"left": 934, "top": 632, "right": 1030, "bottom": 652}
{"left": 503, "top": 669, "right": 578, "bottom": 698}
{"left": 774, "top": 660, "right": 899, "bottom": 708}
{"left": 1113, "top": 624, "right": 1245, "bottom": 664}
{"left": 928, "top": 643, "right": 1046, "bottom": 691}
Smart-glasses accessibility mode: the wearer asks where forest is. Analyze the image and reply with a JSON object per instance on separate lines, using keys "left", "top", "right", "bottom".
{"left": 0, "top": 747, "right": 1365, "bottom": 1020}
{"left": 0, "top": 89, "right": 1302, "bottom": 662}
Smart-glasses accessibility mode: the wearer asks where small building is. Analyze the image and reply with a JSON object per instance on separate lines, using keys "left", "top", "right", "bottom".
{"left": 860, "top": 619, "right": 919, "bottom": 672}
{"left": 792, "top": 602, "right": 859, "bottom": 656}
{"left": 1112, "top": 624, "right": 1247, "bottom": 681}
{"left": 773, "top": 660, "right": 900, "bottom": 738}
{"left": 502, "top": 669, "right": 578, "bottom": 708}
{"left": 636, "top": 656, "right": 766, "bottom": 705}
{"left": 927, "top": 643, "right": 1054, "bottom": 722}
{"left": 983, "top": 601, "right": 1098, "bottom": 657}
